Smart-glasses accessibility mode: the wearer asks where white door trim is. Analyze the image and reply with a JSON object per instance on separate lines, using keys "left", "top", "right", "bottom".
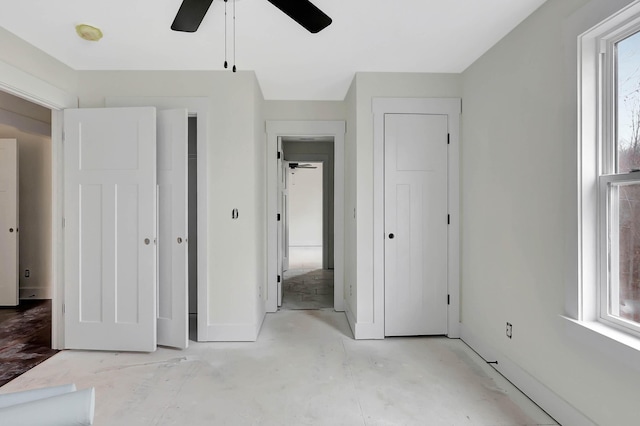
{"left": 105, "top": 97, "right": 209, "bottom": 341}
{"left": 266, "top": 121, "right": 345, "bottom": 313}
{"left": 372, "top": 98, "right": 461, "bottom": 339}
{"left": 0, "top": 58, "right": 78, "bottom": 350}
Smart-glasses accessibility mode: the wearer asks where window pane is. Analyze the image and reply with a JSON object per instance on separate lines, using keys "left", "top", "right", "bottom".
{"left": 611, "top": 182, "right": 640, "bottom": 324}
{"left": 617, "top": 31, "right": 640, "bottom": 173}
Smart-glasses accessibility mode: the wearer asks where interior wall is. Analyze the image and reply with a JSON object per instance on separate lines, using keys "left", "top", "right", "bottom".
{"left": 0, "top": 27, "right": 77, "bottom": 96}
{"left": 253, "top": 74, "right": 266, "bottom": 334}
{"left": 344, "top": 79, "right": 357, "bottom": 318}
{"left": 352, "top": 73, "right": 462, "bottom": 329}
{"left": 263, "top": 100, "right": 346, "bottom": 121}
{"left": 461, "top": 0, "right": 640, "bottom": 424}
{"left": 78, "top": 70, "right": 265, "bottom": 340}
{"left": 287, "top": 163, "right": 323, "bottom": 248}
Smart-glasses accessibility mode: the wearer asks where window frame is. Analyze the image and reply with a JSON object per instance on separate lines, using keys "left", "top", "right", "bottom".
{"left": 580, "top": 0, "right": 640, "bottom": 339}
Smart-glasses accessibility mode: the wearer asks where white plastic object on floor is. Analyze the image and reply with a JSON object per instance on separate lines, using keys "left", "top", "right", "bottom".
{"left": 0, "top": 383, "right": 77, "bottom": 408}
{"left": 0, "top": 387, "right": 95, "bottom": 425}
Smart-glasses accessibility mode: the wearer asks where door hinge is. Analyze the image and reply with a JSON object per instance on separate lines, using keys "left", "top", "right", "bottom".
{"left": 447, "top": 133, "right": 450, "bottom": 145}
{"left": 277, "top": 151, "right": 281, "bottom": 160}
{"left": 277, "top": 213, "right": 281, "bottom": 221}
{"left": 447, "top": 295, "right": 450, "bottom": 305}
{"left": 62, "top": 303, "right": 66, "bottom": 314}
{"left": 277, "top": 275, "right": 281, "bottom": 283}
{"left": 447, "top": 214, "right": 450, "bottom": 225}
{"left": 62, "top": 217, "right": 65, "bottom": 228}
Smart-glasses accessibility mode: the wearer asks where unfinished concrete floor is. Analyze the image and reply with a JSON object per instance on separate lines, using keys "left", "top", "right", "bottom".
{"left": 0, "top": 310, "right": 557, "bottom": 425}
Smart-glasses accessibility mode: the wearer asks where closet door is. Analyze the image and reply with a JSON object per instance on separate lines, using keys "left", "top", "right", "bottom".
{"left": 156, "top": 109, "right": 189, "bottom": 349}
{"left": 384, "top": 114, "right": 448, "bottom": 336}
{"left": 64, "top": 107, "right": 157, "bottom": 352}
{"left": 0, "top": 138, "right": 18, "bottom": 306}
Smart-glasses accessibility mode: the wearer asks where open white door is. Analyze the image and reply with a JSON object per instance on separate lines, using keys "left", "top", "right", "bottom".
{"left": 282, "top": 161, "right": 290, "bottom": 272}
{"left": 0, "top": 138, "right": 18, "bottom": 306}
{"left": 64, "top": 107, "right": 158, "bottom": 352}
{"left": 277, "top": 138, "right": 285, "bottom": 307}
{"left": 157, "top": 109, "right": 189, "bottom": 349}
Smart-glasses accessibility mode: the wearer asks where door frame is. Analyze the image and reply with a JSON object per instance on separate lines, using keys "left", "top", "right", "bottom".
{"left": 266, "top": 121, "right": 345, "bottom": 313}
{"left": 0, "top": 59, "right": 78, "bottom": 349}
{"left": 372, "top": 98, "right": 461, "bottom": 339}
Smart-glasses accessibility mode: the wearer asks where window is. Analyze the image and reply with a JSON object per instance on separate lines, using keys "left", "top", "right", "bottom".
{"left": 580, "top": 3, "right": 640, "bottom": 339}
{"left": 600, "top": 29, "right": 640, "bottom": 335}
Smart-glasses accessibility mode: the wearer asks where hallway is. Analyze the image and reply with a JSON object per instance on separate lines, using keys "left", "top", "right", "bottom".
{"left": 0, "top": 310, "right": 556, "bottom": 425}
{"left": 281, "top": 269, "right": 334, "bottom": 310}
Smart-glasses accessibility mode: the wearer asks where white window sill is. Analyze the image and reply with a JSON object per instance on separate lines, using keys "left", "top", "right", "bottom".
{"left": 561, "top": 316, "right": 640, "bottom": 373}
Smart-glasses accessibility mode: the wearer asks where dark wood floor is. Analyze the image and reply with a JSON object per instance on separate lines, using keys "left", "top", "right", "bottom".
{"left": 0, "top": 300, "right": 58, "bottom": 387}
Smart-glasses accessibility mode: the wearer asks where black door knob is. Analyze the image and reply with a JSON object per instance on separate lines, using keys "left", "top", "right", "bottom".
{"left": 9, "top": 228, "right": 13, "bottom": 233}
{"left": 389, "top": 233, "right": 394, "bottom": 239}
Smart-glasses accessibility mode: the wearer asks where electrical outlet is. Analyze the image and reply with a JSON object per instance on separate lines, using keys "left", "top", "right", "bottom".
{"left": 506, "top": 322, "right": 513, "bottom": 339}
{"left": 24, "top": 269, "right": 30, "bottom": 278}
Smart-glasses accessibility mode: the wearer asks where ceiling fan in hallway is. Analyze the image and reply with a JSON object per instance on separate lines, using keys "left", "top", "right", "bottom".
{"left": 171, "top": 0, "right": 333, "bottom": 33}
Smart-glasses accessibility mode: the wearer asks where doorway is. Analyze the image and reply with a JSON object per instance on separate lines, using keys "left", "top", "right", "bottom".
{"left": 371, "top": 98, "right": 461, "bottom": 339}
{"left": 266, "top": 120, "right": 346, "bottom": 314}
{"left": 0, "top": 90, "right": 57, "bottom": 381}
{"left": 280, "top": 159, "right": 334, "bottom": 310}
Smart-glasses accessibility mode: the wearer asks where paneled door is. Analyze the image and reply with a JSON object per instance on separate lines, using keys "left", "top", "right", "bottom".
{"left": 384, "top": 114, "right": 448, "bottom": 336}
{"left": 64, "top": 107, "right": 158, "bottom": 352}
{"left": 0, "top": 138, "right": 18, "bottom": 306}
{"left": 157, "top": 109, "right": 189, "bottom": 349}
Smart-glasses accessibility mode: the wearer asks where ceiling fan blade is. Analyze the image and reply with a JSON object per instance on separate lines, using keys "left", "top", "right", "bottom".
{"left": 267, "top": 0, "right": 332, "bottom": 33}
{"left": 171, "top": 0, "right": 215, "bottom": 32}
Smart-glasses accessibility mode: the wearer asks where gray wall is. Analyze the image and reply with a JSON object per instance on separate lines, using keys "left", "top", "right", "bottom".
{"left": 461, "top": 0, "right": 640, "bottom": 424}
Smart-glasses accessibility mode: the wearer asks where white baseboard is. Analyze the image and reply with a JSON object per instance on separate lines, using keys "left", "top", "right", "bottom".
{"left": 460, "top": 324, "right": 595, "bottom": 426}
{"left": 344, "top": 301, "right": 384, "bottom": 340}
{"left": 20, "top": 287, "right": 51, "bottom": 300}
{"left": 200, "top": 323, "right": 259, "bottom": 342}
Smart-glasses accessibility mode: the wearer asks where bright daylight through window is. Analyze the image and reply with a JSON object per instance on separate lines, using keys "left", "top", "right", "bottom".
{"left": 601, "top": 28, "right": 640, "bottom": 334}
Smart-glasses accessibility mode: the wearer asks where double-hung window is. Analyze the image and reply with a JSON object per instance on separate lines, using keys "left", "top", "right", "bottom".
{"left": 581, "top": 3, "right": 640, "bottom": 339}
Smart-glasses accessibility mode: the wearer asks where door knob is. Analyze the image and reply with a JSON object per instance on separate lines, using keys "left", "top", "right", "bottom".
{"left": 177, "top": 237, "right": 183, "bottom": 244}
{"left": 144, "top": 238, "right": 150, "bottom": 245}
{"left": 9, "top": 228, "right": 13, "bottom": 233}
{"left": 389, "top": 233, "right": 395, "bottom": 239}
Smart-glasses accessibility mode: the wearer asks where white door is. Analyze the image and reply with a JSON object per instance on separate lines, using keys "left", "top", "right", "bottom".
{"left": 282, "top": 161, "right": 290, "bottom": 272}
{"left": 0, "top": 138, "right": 18, "bottom": 306}
{"left": 277, "top": 138, "right": 284, "bottom": 306}
{"left": 384, "top": 114, "right": 448, "bottom": 336}
{"left": 64, "top": 107, "right": 158, "bottom": 352}
{"left": 157, "top": 109, "right": 189, "bottom": 349}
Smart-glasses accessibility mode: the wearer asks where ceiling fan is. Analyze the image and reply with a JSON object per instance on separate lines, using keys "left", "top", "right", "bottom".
{"left": 171, "top": 0, "right": 333, "bottom": 34}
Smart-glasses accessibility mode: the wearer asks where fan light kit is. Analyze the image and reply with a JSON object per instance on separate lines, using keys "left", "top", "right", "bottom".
{"left": 171, "top": 0, "right": 332, "bottom": 73}
{"left": 75, "top": 24, "right": 103, "bottom": 42}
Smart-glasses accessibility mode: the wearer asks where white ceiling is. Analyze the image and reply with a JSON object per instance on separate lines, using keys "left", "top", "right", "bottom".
{"left": 0, "top": 0, "right": 547, "bottom": 100}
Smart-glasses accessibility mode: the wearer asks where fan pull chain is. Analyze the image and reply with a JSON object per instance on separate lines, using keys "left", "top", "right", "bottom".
{"left": 223, "top": 0, "right": 228, "bottom": 69}
{"left": 232, "top": 0, "right": 237, "bottom": 72}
